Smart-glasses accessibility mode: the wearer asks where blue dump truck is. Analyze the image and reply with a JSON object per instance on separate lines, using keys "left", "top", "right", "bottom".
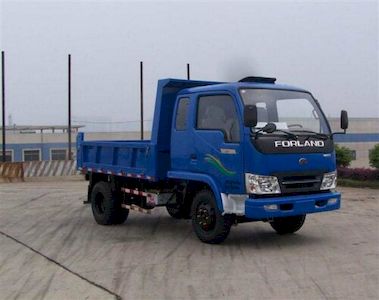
{"left": 77, "top": 77, "right": 348, "bottom": 244}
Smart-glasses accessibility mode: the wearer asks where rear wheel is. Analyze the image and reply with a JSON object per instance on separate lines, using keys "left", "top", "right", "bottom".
{"left": 269, "top": 215, "right": 306, "bottom": 235}
{"left": 91, "top": 181, "right": 128, "bottom": 225}
{"left": 191, "top": 190, "right": 233, "bottom": 244}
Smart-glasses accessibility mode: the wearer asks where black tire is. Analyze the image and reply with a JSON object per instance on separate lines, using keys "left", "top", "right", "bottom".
{"left": 91, "top": 181, "right": 129, "bottom": 225}
{"left": 269, "top": 215, "right": 306, "bottom": 235}
{"left": 191, "top": 190, "right": 234, "bottom": 244}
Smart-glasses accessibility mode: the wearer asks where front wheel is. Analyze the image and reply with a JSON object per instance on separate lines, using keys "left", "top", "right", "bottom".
{"left": 191, "top": 190, "right": 234, "bottom": 244}
{"left": 269, "top": 215, "right": 306, "bottom": 235}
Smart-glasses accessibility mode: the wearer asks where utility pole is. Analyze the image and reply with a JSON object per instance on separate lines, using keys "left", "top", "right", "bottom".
{"left": 187, "top": 63, "right": 190, "bottom": 80}
{"left": 140, "top": 61, "right": 144, "bottom": 140}
{"left": 68, "top": 54, "right": 72, "bottom": 160}
{"left": 1, "top": 51, "right": 6, "bottom": 162}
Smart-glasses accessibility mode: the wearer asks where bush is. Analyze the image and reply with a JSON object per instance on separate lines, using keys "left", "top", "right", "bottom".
{"left": 335, "top": 144, "right": 353, "bottom": 167}
{"left": 337, "top": 167, "right": 379, "bottom": 181}
{"left": 369, "top": 144, "right": 379, "bottom": 169}
{"left": 338, "top": 178, "right": 379, "bottom": 189}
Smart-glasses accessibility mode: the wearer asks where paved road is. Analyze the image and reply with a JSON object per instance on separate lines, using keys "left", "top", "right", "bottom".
{"left": 0, "top": 180, "right": 378, "bottom": 299}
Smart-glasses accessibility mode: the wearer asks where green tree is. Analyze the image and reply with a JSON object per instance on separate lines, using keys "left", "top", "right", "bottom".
{"left": 335, "top": 144, "right": 353, "bottom": 167}
{"left": 369, "top": 144, "right": 379, "bottom": 169}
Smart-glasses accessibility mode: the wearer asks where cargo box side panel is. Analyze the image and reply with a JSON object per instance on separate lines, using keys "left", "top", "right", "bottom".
{"left": 80, "top": 141, "right": 158, "bottom": 180}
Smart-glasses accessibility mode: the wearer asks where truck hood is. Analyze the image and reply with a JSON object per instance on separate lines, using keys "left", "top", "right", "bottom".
{"left": 244, "top": 142, "right": 337, "bottom": 176}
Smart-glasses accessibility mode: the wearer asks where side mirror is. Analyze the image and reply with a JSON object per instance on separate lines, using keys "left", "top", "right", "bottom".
{"left": 244, "top": 105, "right": 258, "bottom": 127}
{"left": 340, "top": 110, "right": 348, "bottom": 131}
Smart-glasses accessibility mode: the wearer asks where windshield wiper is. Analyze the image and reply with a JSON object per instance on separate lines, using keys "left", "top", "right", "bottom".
{"left": 289, "top": 130, "right": 329, "bottom": 140}
{"left": 252, "top": 123, "right": 298, "bottom": 140}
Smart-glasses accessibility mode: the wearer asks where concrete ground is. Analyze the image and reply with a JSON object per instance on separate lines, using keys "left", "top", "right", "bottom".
{"left": 0, "top": 180, "right": 378, "bottom": 300}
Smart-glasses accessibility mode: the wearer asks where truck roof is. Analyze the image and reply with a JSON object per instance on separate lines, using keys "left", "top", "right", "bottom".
{"left": 176, "top": 80, "right": 310, "bottom": 95}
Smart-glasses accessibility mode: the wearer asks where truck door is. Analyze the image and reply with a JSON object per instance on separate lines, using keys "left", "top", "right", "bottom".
{"left": 171, "top": 96, "right": 193, "bottom": 172}
{"left": 191, "top": 93, "right": 244, "bottom": 194}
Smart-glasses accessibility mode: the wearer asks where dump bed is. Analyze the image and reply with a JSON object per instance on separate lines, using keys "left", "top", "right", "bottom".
{"left": 77, "top": 135, "right": 158, "bottom": 180}
{"left": 77, "top": 78, "right": 221, "bottom": 181}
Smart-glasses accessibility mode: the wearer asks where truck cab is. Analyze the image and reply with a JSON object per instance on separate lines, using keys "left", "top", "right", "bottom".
{"left": 169, "top": 77, "right": 345, "bottom": 220}
{"left": 78, "top": 77, "right": 348, "bottom": 244}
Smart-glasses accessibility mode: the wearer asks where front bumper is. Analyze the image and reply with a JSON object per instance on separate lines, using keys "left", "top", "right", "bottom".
{"left": 244, "top": 191, "right": 340, "bottom": 219}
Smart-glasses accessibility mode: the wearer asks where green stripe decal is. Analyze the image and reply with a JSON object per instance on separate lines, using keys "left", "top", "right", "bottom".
{"left": 204, "top": 154, "right": 236, "bottom": 176}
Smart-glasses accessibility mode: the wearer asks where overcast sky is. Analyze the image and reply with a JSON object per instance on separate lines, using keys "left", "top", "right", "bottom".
{"left": 0, "top": 0, "right": 378, "bottom": 131}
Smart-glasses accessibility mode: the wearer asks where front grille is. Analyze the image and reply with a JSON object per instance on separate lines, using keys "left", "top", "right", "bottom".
{"left": 275, "top": 172, "right": 323, "bottom": 194}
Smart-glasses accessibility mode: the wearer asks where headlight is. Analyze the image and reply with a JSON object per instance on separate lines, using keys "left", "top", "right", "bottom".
{"left": 245, "top": 173, "right": 281, "bottom": 194}
{"left": 320, "top": 171, "right": 337, "bottom": 190}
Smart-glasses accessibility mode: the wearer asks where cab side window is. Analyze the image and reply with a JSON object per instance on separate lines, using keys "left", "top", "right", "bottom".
{"left": 197, "top": 95, "right": 240, "bottom": 143}
{"left": 175, "top": 97, "right": 190, "bottom": 130}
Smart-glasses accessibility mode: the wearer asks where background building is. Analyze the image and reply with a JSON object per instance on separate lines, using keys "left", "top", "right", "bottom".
{"left": 1, "top": 118, "right": 378, "bottom": 167}
{"left": 0, "top": 125, "right": 83, "bottom": 162}
{"left": 331, "top": 118, "right": 379, "bottom": 168}
{"left": 0, "top": 125, "right": 148, "bottom": 162}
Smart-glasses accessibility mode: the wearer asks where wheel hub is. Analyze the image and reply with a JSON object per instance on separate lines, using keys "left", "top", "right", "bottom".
{"left": 196, "top": 203, "right": 215, "bottom": 231}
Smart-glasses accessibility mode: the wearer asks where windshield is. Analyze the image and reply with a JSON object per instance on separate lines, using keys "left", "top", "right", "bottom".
{"left": 240, "top": 88, "right": 330, "bottom": 135}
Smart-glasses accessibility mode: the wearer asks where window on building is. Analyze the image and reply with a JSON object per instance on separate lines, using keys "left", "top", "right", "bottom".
{"left": 23, "top": 149, "right": 41, "bottom": 162}
{"left": 175, "top": 97, "right": 190, "bottom": 130}
{"left": 350, "top": 150, "right": 356, "bottom": 160}
{"left": 197, "top": 94, "right": 240, "bottom": 142}
{"left": 0, "top": 150, "right": 13, "bottom": 162}
{"left": 51, "top": 149, "right": 67, "bottom": 160}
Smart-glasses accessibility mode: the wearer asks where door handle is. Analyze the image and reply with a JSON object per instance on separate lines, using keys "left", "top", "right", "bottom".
{"left": 190, "top": 154, "right": 197, "bottom": 160}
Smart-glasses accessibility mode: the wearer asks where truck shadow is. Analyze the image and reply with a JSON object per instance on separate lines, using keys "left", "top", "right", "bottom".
{"left": 108, "top": 211, "right": 325, "bottom": 249}
{"left": 225, "top": 226, "right": 324, "bottom": 248}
